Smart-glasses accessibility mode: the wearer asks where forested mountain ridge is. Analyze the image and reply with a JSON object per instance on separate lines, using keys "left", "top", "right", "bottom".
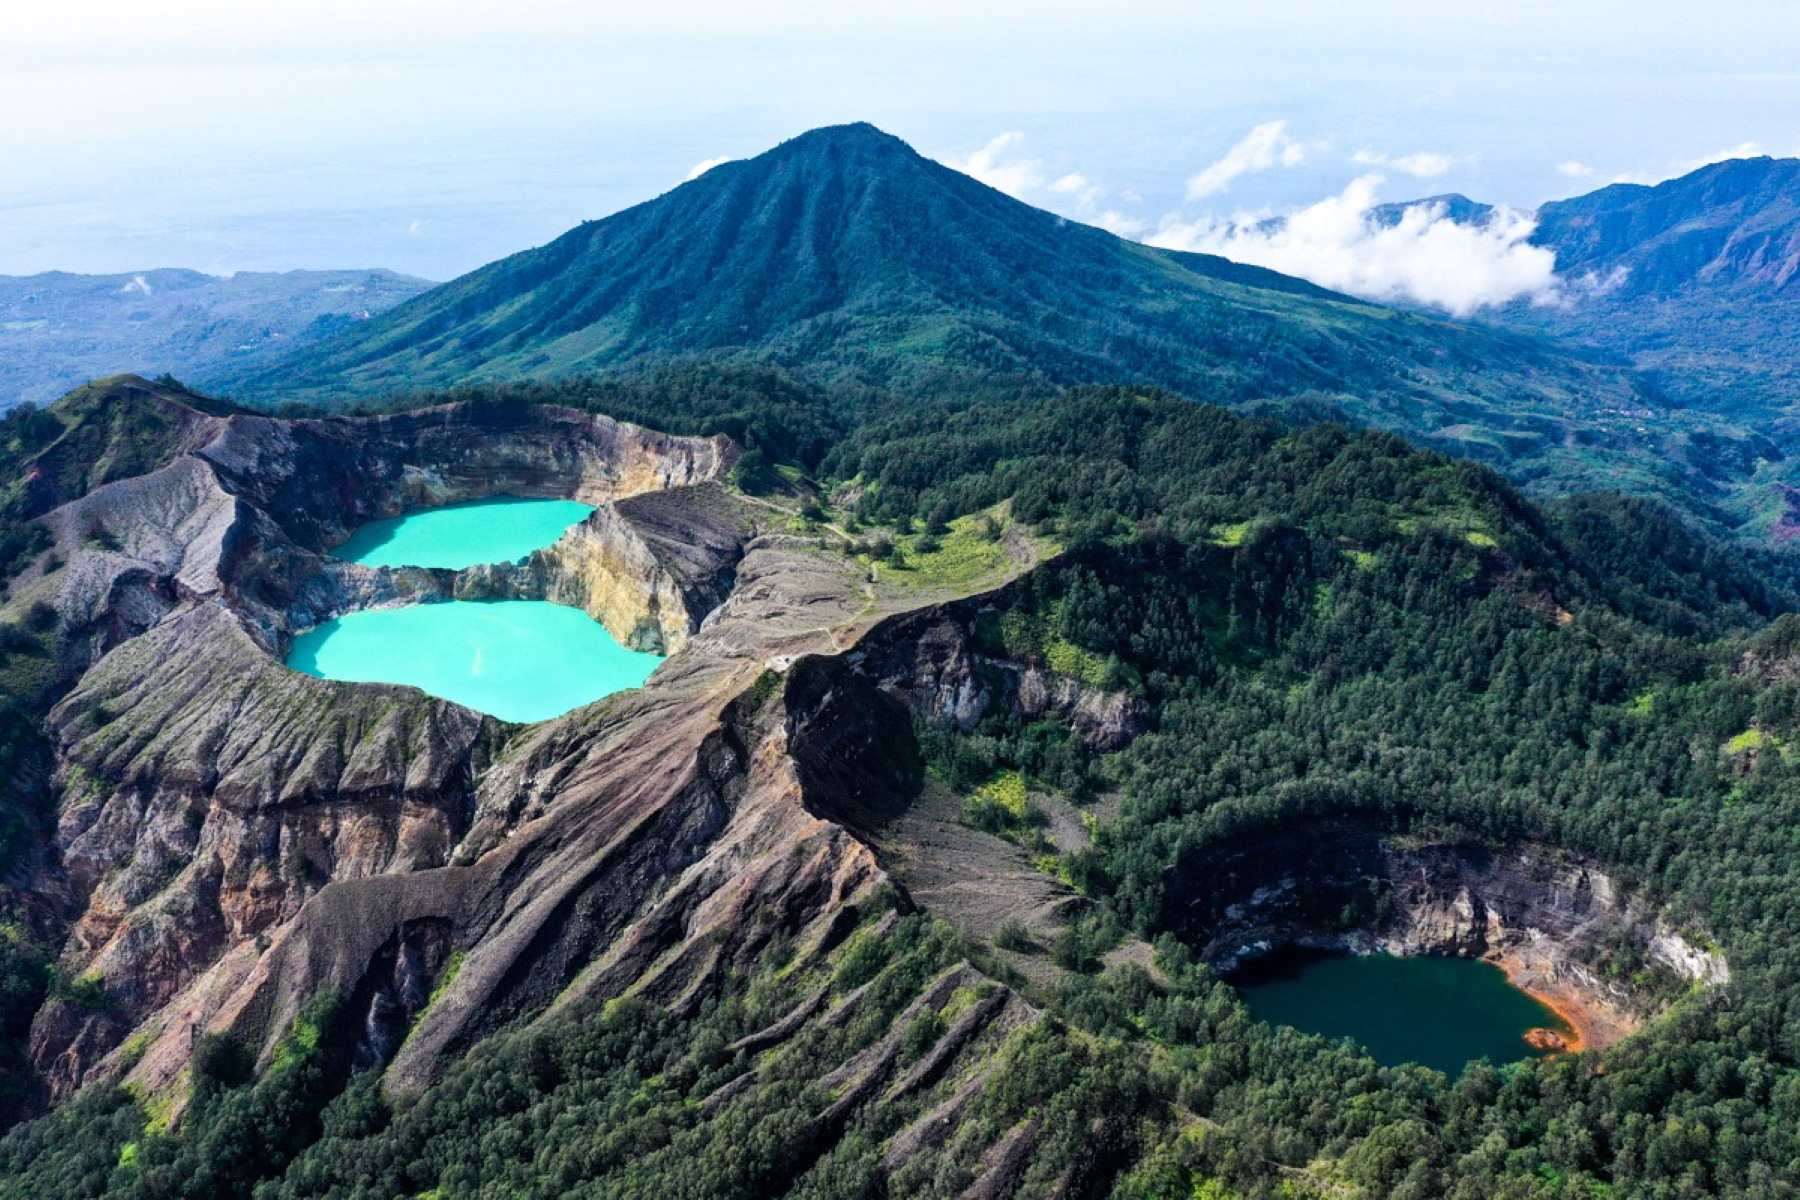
{"left": 222, "top": 123, "right": 1800, "bottom": 543}
{"left": 1, "top": 370, "right": 1799, "bottom": 1196}
{"left": 1533, "top": 156, "right": 1800, "bottom": 297}
{"left": 233, "top": 126, "right": 1738, "bottom": 513}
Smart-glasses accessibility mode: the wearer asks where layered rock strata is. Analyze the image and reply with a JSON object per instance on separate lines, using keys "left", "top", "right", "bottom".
{"left": 1166, "top": 823, "right": 1728, "bottom": 1049}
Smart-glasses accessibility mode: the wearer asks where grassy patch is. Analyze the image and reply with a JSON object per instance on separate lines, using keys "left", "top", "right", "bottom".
{"left": 427, "top": 951, "right": 465, "bottom": 1010}
{"left": 743, "top": 668, "right": 783, "bottom": 712}
{"left": 50, "top": 968, "right": 109, "bottom": 1011}
{"left": 870, "top": 504, "right": 1030, "bottom": 591}
{"left": 1210, "top": 520, "right": 1253, "bottom": 548}
{"left": 1396, "top": 507, "right": 1500, "bottom": 549}
{"left": 269, "top": 1006, "right": 325, "bottom": 1074}
{"left": 1723, "top": 727, "right": 1785, "bottom": 757}
{"left": 971, "top": 770, "right": 1029, "bottom": 821}
{"left": 989, "top": 606, "right": 1110, "bottom": 686}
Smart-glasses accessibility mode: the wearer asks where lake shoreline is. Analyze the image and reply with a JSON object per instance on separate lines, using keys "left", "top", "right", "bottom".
{"left": 1491, "top": 948, "right": 1636, "bottom": 1056}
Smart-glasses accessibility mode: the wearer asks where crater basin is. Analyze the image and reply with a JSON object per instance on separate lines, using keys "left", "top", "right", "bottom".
{"left": 332, "top": 496, "right": 595, "bottom": 569}
{"left": 1232, "top": 947, "right": 1574, "bottom": 1075}
{"left": 287, "top": 600, "right": 662, "bottom": 723}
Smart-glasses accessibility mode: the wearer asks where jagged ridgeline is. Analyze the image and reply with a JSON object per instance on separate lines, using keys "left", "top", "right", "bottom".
{"left": 2, "top": 370, "right": 1799, "bottom": 1197}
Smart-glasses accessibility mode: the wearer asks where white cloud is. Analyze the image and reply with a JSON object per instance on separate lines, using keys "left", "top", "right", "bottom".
{"left": 1557, "top": 160, "right": 1595, "bottom": 178}
{"left": 1351, "top": 148, "right": 1458, "bottom": 178}
{"left": 684, "top": 155, "right": 732, "bottom": 181}
{"left": 118, "top": 273, "right": 152, "bottom": 295}
{"left": 1148, "top": 174, "right": 1559, "bottom": 318}
{"left": 405, "top": 218, "right": 429, "bottom": 237}
{"left": 1612, "top": 141, "right": 1767, "bottom": 185}
{"left": 943, "top": 135, "right": 1145, "bottom": 239}
{"left": 1094, "top": 210, "right": 1149, "bottom": 237}
{"left": 1050, "top": 171, "right": 1103, "bottom": 209}
{"left": 1186, "top": 120, "right": 1306, "bottom": 200}
{"left": 946, "top": 131, "right": 1044, "bottom": 198}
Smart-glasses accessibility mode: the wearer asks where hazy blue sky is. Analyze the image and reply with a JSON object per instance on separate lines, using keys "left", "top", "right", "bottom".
{"left": 5, "top": 1, "right": 1799, "bottom": 282}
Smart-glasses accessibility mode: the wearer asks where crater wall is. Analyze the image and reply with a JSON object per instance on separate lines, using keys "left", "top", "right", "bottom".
{"left": 1164, "top": 822, "right": 1728, "bottom": 1049}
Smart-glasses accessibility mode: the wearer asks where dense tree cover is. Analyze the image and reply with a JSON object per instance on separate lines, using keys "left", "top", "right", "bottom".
{"left": 6, "top": 379, "right": 1800, "bottom": 1195}
{"left": 833, "top": 390, "right": 1800, "bottom": 1194}
{"left": 0, "top": 994, "right": 358, "bottom": 1200}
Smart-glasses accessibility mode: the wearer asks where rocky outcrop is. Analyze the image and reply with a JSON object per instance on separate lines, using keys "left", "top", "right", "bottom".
{"left": 10, "top": 395, "right": 742, "bottom": 670}
{"left": 94, "top": 533, "right": 933, "bottom": 1110}
{"left": 11, "top": 377, "right": 227, "bottom": 521}
{"left": 12, "top": 391, "right": 749, "bottom": 1100}
{"left": 28, "top": 603, "right": 499, "bottom": 1095}
{"left": 1167, "top": 823, "right": 1728, "bottom": 1048}
{"left": 197, "top": 403, "right": 739, "bottom": 555}
{"left": 845, "top": 592, "right": 1147, "bottom": 752}
{"left": 455, "top": 484, "right": 748, "bottom": 653}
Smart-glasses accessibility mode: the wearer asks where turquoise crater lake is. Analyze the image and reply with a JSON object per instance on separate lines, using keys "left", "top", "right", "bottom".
{"left": 287, "top": 600, "right": 662, "bottom": 723}
{"left": 294, "top": 496, "right": 658, "bottom": 722}
{"left": 1233, "top": 948, "right": 1571, "bottom": 1076}
{"left": 332, "top": 496, "right": 596, "bottom": 569}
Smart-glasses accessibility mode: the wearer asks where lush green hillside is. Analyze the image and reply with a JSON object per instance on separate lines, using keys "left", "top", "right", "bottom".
{"left": 8, "top": 379, "right": 1800, "bottom": 1197}
{"left": 234, "top": 126, "right": 1698, "bottom": 501}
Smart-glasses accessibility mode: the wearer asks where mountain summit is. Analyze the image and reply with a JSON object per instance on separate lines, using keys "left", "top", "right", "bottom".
{"left": 236, "top": 121, "right": 1358, "bottom": 400}
{"left": 233, "top": 123, "right": 1638, "bottom": 443}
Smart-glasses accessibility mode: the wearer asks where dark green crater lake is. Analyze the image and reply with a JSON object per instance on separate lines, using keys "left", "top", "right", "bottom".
{"left": 1232, "top": 948, "right": 1571, "bottom": 1075}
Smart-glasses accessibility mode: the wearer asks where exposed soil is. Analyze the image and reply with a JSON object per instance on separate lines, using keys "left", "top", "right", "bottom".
{"left": 1491, "top": 947, "right": 1635, "bottom": 1054}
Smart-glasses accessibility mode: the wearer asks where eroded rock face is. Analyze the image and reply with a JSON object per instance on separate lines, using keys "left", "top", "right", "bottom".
{"left": 16, "top": 381, "right": 1072, "bottom": 1159}
{"left": 1166, "top": 822, "right": 1728, "bottom": 1046}
{"left": 844, "top": 589, "right": 1148, "bottom": 752}
{"left": 14, "top": 395, "right": 747, "bottom": 1100}
{"left": 454, "top": 484, "right": 747, "bottom": 653}
{"left": 100, "top": 534, "right": 925, "bottom": 1109}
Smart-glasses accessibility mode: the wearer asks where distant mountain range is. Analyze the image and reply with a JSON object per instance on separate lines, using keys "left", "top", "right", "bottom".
{"left": 15, "top": 126, "right": 1800, "bottom": 540}
{"left": 0, "top": 268, "right": 431, "bottom": 409}
{"left": 1504, "top": 157, "right": 1800, "bottom": 412}
{"left": 1533, "top": 157, "right": 1800, "bottom": 298}
{"left": 233, "top": 123, "right": 1800, "bottom": 537}
{"left": 1374, "top": 157, "right": 1800, "bottom": 408}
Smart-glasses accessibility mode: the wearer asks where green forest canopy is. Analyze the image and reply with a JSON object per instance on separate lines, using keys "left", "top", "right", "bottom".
{"left": 3, "top": 368, "right": 1800, "bottom": 1196}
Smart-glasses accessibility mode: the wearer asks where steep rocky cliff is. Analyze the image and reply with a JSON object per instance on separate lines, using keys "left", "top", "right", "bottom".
{"left": 4, "top": 387, "right": 757, "bottom": 1102}
{"left": 4, "top": 381, "right": 1089, "bottom": 1148}
{"left": 1166, "top": 822, "right": 1728, "bottom": 1047}
{"left": 455, "top": 483, "right": 748, "bottom": 653}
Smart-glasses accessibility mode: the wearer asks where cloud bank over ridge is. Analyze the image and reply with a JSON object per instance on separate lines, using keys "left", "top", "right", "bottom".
{"left": 943, "top": 120, "right": 1791, "bottom": 317}
{"left": 1149, "top": 175, "right": 1561, "bottom": 317}
{"left": 940, "top": 122, "right": 1574, "bottom": 315}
